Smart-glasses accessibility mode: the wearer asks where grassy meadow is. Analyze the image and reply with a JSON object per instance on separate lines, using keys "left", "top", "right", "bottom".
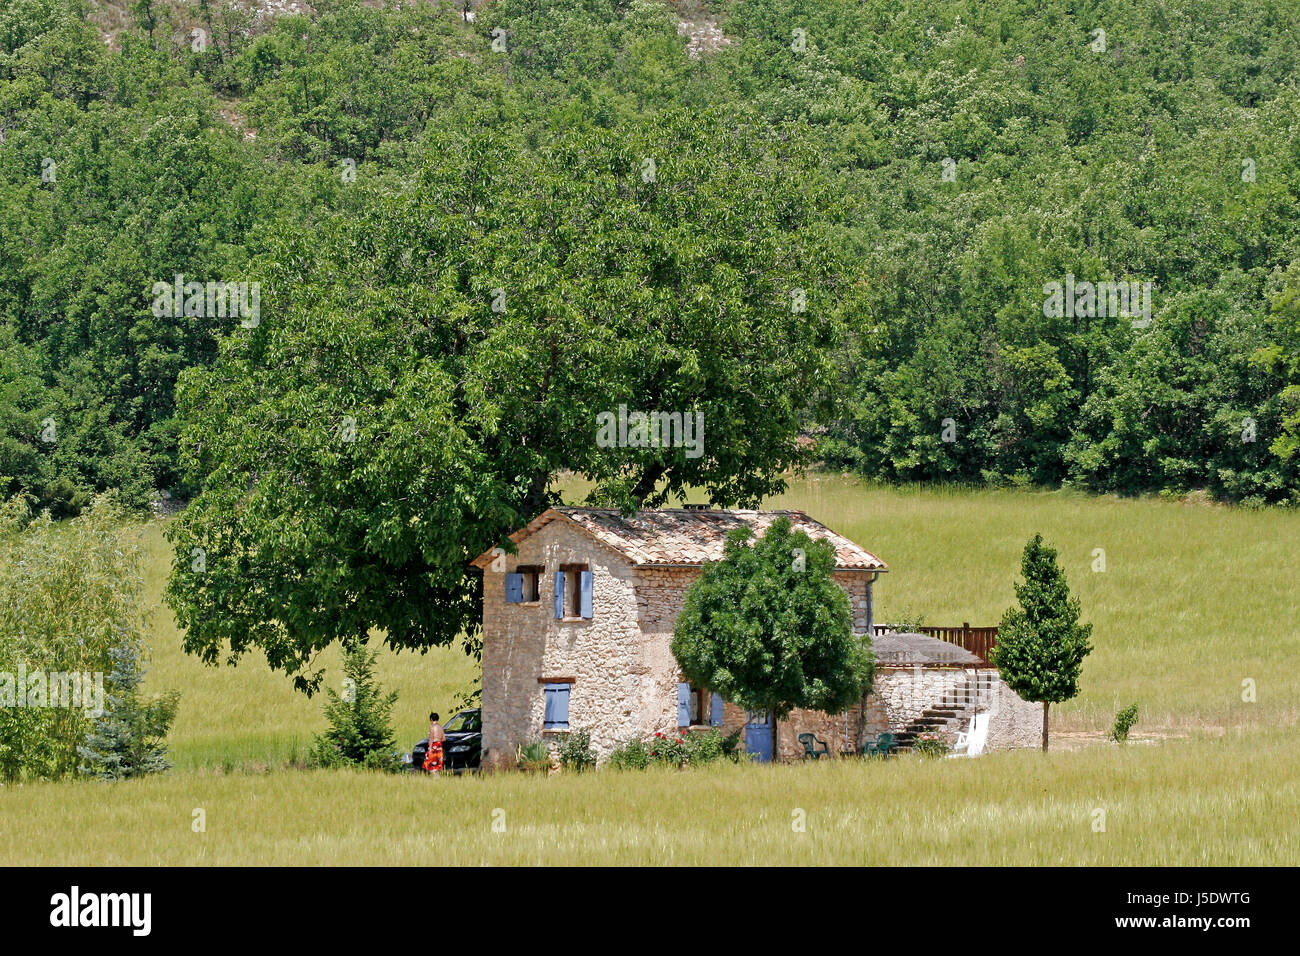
{"left": 2, "top": 476, "right": 1297, "bottom": 865}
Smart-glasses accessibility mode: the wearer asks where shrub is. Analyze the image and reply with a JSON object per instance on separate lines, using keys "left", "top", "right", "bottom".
{"left": 77, "top": 637, "right": 180, "bottom": 780}
{"left": 672, "top": 516, "right": 873, "bottom": 723}
{"left": 516, "top": 739, "right": 552, "bottom": 772}
{"left": 310, "top": 644, "right": 401, "bottom": 771}
{"left": 0, "top": 493, "right": 147, "bottom": 781}
{"left": 913, "top": 730, "right": 950, "bottom": 758}
{"left": 607, "top": 729, "right": 743, "bottom": 770}
{"left": 558, "top": 729, "right": 596, "bottom": 772}
{"left": 647, "top": 730, "right": 690, "bottom": 766}
{"left": 683, "top": 728, "right": 742, "bottom": 765}
{"left": 1110, "top": 703, "right": 1140, "bottom": 743}
{"left": 607, "top": 737, "right": 651, "bottom": 771}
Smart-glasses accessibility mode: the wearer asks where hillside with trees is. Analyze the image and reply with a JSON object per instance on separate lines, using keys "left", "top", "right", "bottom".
{"left": 3, "top": 1, "right": 1299, "bottom": 535}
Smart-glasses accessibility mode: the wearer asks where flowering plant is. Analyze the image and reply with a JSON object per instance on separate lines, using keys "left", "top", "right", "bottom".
{"left": 913, "top": 730, "right": 951, "bottom": 757}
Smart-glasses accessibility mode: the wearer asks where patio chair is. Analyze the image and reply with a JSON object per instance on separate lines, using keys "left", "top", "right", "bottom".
{"left": 947, "top": 713, "right": 990, "bottom": 758}
{"left": 798, "top": 732, "right": 830, "bottom": 759}
{"left": 863, "top": 732, "right": 895, "bottom": 759}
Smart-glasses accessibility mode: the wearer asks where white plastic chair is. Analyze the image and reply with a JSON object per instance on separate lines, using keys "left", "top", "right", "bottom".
{"left": 948, "top": 713, "right": 990, "bottom": 758}
{"left": 950, "top": 715, "right": 974, "bottom": 755}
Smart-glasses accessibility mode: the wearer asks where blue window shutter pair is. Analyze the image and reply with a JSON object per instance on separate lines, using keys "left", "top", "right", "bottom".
{"left": 677, "top": 683, "right": 692, "bottom": 727}
{"left": 553, "top": 570, "right": 595, "bottom": 619}
{"left": 579, "top": 570, "right": 593, "bottom": 619}
{"left": 504, "top": 573, "right": 523, "bottom": 603}
{"left": 543, "top": 683, "right": 570, "bottom": 729}
{"left": 710, "top": 692, "right": 724, "bottom": 726}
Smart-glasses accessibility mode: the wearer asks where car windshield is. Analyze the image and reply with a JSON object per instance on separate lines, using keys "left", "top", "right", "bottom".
{"left": 444, "top": 711, "right": 480, "bottom": 733}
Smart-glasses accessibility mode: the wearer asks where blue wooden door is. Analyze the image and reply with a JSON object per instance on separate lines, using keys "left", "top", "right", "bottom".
{"left": 745, "top": 710, "right": 772, "bottom": 763}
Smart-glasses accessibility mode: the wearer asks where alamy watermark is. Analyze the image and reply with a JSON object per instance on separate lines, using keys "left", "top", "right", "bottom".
{"left": 1, "top": 664, "right": 104, "bottom": 716}
{"left": 150, "top": 273, "right": 260, "bottom": 328}
{"left": 1042, "top": 274, "right": 1153, "bottom": 328}
{"left": 595, "top": 405, "right": 704, "bottom": 459}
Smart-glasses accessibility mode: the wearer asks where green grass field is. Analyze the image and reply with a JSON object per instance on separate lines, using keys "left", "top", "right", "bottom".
{"left": 2, "top": 477, "right": 1297, "bottom": 865}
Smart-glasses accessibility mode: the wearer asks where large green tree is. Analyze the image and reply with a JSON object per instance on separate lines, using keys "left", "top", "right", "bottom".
{"left": 991, "top": 533, "right": 1093, "bottom": 751}
{"left": 165, "top": 109, "right": 855, "bottom": 691}
{"left": 671, "top": 515, "right": 874, "bottom": 751}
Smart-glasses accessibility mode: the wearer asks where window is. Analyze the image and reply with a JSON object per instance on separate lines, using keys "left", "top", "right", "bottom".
{"left": 505, "top": 566, "right": 542, "bottom": 604}
{"left": 444, "top": 710, "right": 481, "bottom": 733}
{"left": 518, "top": 566, "right": 541, "bottom": 602}
{"left": 554, "top": 565, "right": 593, "bottom": 620}
{"left": 678, "top": 684, "right": 724, "bottom": 727}
{"left": 543, "top": 683, "right": 570, "bottom": 730}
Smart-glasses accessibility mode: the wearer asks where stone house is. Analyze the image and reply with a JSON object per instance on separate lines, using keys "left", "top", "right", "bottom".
{"left": 470, "top": 507, "right": 1041, "bottom": 765}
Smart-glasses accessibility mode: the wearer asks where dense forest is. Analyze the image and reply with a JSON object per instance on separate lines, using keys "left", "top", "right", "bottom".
{"left": 4, "top": 0, "right": 1300, "bottom": 522}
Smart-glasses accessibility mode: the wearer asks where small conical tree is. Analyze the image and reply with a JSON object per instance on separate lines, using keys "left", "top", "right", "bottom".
{"left": 311, "top": 643, "right": 399, "bottom": 770}
{"left": 991, "top": 534, "right": 1092, "bottom": 751}
{"left": 78, "top": 637, "right": 180, "bottom": 780}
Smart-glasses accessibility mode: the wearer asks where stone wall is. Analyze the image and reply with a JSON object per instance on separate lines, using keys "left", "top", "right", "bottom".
{"left": 983, "top": 678, "right": 1044, "bottom": 750}
{"left": 874, "top": 666, "right": 1042, "bottom": 752}
{"left": 480, "top": 521, "right": 646, "bottom": 765}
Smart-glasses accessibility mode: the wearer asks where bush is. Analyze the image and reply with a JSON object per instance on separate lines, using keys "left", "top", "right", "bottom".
{"left": 0, "top": 493, "right": 147, "bottom": 781}
{"left": 683, "top": 728, "right": 742, "bottom": 765}
{"left": 516, "top": 739, "right": 552, "bottom": 773}
{"left": 1110, "top": 703, "right": 1140, "bottom": 743}
{"left": 647, "top": 730, "right": 690, "bottom": 766}
{"left": 913, "top": 730, "right": 951, "bottom": 758}
{"left": 608, "top": 728, "right": 743, "bottom": 770}
{"left": 558, "top": 729, "right": 596, "bottom": 772}
{"left": 77, "top": 637, "right": 180, "bottom": 780}
{"left": 310, "top": 644, "right": 401, "bottom": 771}
{"left": 607, "top": 737, "right": 651, "bottom": 771}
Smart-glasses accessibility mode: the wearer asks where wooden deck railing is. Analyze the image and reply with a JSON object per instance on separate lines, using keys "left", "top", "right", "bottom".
{"left": 871, "top": 622, "right": 999, "bottom": 667}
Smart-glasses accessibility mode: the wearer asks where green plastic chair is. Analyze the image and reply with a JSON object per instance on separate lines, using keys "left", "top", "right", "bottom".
{"left": 798, "top": 733, "right": 829, "bottom": 759}
{"left": 864, "top": 732, "right": 895, "bottom": 759}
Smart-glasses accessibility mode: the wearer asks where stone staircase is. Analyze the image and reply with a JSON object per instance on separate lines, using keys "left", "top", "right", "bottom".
{"left": 892, "top": 672, "right": 995, "bottom": 752}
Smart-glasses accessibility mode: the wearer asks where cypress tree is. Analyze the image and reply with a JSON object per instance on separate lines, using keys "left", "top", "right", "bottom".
{"left": 991, "top": 534, "right": 1093, "bottom": 751}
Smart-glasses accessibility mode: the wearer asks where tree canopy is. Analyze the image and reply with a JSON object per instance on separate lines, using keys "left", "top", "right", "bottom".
{"left": 3, "top": 0, "right": 1300, "bottom": 683}
{"left": 671, "top": 516, "right": 873, "bottom": 720}
{"left": 991, "top": 533, "right": 1093, "bottom": 750}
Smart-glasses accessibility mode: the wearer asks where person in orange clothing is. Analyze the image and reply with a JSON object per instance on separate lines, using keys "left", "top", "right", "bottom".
{"left": 422, "top": 712, "right": 446, "bottom": 773}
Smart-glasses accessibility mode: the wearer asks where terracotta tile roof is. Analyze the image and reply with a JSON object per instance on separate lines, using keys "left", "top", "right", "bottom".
{"left": 471, "top": 508, "right": 886, "bottom": 571}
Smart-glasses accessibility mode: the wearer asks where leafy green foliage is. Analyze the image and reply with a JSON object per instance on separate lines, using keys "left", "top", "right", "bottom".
{"left": 163, "top": 102, "right": 845, "bottom": 689}
{"left": 557, "top": 728, "right": 596, "bottom": 772}
{"left": 672, "top": 515, "right": 873, "bottom": 720}
{"left": 1110, "top": 703, "right": 1140, "bottom": 744}
{"left": 0, "top": 492, "right": 150, "bottom": 779}
{"left": 991, "top": 534, "right": 1093, "bottom": 749}
{"left": 3, "top": 0, "right": 1300, "bottom": 699}
{"left": 606, "top": 736, "right": 651, "bottom": 770}
{"left": 77, "top": 636, "right": 180, "bottom": 780}
{"left": 606, "top": 728, "right": 741, "bottom": 769}
{"left": 310, "top": 643, "right": 400, "bottom": 771}
{"left": 913, "top": 730, "right": 950, "bottom": 758}
{"left": 515, "top": 738, "right": 553, "bottom": 772}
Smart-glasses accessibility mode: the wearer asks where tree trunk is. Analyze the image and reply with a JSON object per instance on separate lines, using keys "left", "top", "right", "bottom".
{"left": 1041, "top": 701, "right": 1050, "bottom": 752}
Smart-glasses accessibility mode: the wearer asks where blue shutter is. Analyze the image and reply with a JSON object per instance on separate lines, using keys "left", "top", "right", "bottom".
{"left": 544, "top": 683, "right": 570, "bottom": 730}
{"left": 579, "top": 570, "right": 594, "bottom": 619}
{"left": 710, "top": 692, "right": 724, "bottom": 726}
{"left": 504, "top": 573, "right": 523, "bottom": 603}
{"left": 677, "top": 683, "right": 691, "bottom": 727}
{"left": 553, "top": 571, "right": 565, "bottom": 619}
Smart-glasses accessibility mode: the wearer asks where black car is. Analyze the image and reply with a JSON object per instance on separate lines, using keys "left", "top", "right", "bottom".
{"left": 409, "top": 709, "right": 481, "bottom": 772}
